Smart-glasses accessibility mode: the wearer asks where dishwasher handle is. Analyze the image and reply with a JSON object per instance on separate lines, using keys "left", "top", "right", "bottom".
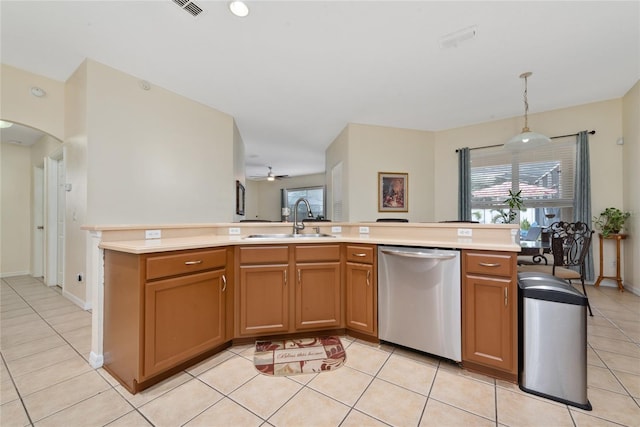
{"left": 380, "top": 249, "right": 457, "bottom": 261}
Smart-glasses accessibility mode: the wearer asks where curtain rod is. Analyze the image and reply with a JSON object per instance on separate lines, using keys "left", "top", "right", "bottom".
{"left": 455, "top": 130, "right": 596, "bottom": 153}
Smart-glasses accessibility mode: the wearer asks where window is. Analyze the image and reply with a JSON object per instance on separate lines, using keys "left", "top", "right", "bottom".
{"left": 470, "top": 138, "right": 576, "bottom": 233}
{"left": 282, "top": 186, "right": 326, "bottom": 220}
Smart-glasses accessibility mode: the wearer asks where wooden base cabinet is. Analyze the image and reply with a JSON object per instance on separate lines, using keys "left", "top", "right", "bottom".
{"left": 103, "top": 247, "right": 230, "bottom": 394}
{"left": 345, "top": 244, "right": 377, "bottom": 337}
{"left": 237, "top": 245, "right": 290, "bottom": 336}
{"left": 462, "top": 250, "right": 517, "bottom": 382}
{"left": 236, "top": 244, "right": 343, "bottom": 337}
{"left": 295, "top": 245, "right": 342, "bottom": 330}
{"left": 144, "top": 269, "right": 226, "bottom": 377}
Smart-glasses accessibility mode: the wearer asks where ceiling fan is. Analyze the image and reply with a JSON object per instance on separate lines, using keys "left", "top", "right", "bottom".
{"left": 250, "top": 166, "right": 289, "bottom": 181}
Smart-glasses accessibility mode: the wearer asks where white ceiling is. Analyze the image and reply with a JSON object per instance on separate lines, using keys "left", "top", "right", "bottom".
{"left": 2, "top": 1, "right": 638, "bottom": 178}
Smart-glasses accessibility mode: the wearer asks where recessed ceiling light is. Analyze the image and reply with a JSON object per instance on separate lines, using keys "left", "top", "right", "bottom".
{"left": 0, "top": 120, "right": 13, "bottom": 128}
{"left": 30, "top": 86, "right": 46, "bottom": 97}
{"left": 229, "top": 1, "right": 249, "bottom": 17}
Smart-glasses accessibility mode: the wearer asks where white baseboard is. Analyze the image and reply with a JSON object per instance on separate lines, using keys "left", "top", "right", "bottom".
{"left": 63, "top": 289, "right": 90, "bottom": 310}
{"left": 0, "top": 270, "right": 31, "bottom": 278}
{"left": 89, "top": 352, "right": 104, "bottom": 369}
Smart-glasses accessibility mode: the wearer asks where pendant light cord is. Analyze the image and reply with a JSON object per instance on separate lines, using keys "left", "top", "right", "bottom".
{"left": 521, "top": 71, "right": 532, "bottom": 132}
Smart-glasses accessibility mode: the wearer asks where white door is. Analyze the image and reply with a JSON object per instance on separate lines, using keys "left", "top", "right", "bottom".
{"left": 56, "top": 158, "right": 65, "bottom": 287}
{"left": 32, "top": 166, "right": 45, "bottom": 277}
{"left": 44, "top": 151, "right": 64, "bottom": 288}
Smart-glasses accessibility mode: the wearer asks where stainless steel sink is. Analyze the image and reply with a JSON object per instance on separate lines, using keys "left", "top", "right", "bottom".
{"left": 244, "top": 233, "right": 336, "bottom": 239}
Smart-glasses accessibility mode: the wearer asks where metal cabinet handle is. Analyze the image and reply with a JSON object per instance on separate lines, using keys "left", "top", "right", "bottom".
{"left": 366, "top": 270, "right": 371, "bottom": 286}
{"left": 184, "top": 260, "right": 203, "bottom": 265}
{"left": 221, "top": 274, "right": 227, "bottom": 292}
{"left": 352, "top": 253, "right": 367, "bottom": 257}
{"left": 297, "top": 269, "right": 302, "bottom": 285}
{"left": 504, "top": 287, "right": 508, "bottom": 307}
{"left": 479, "top": 262, "right": 500, "bottom": 267}
{"left": 284, "top": 270, "right": 287, "bottom": 286}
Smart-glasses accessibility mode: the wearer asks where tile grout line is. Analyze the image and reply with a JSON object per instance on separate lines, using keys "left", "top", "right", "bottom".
{"left": 0, "top": 325, "right": 36, "bottom": 427}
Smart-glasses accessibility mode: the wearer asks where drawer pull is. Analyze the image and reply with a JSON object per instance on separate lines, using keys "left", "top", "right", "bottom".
{"left": 478, "top": 262, "right": 501, "bottom": 267}
{"left": 366, "top": 270, "right": 371, "bottom": 286}
{"left": 184, "top": 260, "right": 203, "bottom": 265}
{"left": 352, "top": 253, "right": 367, "bottom": 257}
{"left": 221, "top": 274, "right": 227, "bottom": 292}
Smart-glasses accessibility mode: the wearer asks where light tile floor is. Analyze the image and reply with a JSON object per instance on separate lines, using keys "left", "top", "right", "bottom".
{"left": 1, "top": 275, "right": 639, "bottom": 426}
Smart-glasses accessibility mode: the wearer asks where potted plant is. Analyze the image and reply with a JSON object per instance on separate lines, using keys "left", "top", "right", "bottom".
{"left": 492, "top": 189, "right": 524, "bottom": 224}
{"left": 593, "top": 207, "right": 631, "bottom": 237}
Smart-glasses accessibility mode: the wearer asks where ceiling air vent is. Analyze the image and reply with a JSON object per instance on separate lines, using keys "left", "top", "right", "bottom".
{"left": 172, "top": 0, "right": 203, "bottom": 17}
{"left": 439, "top": 25, "right": 478, "bottom": 49}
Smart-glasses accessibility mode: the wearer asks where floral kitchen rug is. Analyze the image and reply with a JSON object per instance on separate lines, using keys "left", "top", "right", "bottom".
{"left": 254, "top": 336, "right": 346, "bottom": 376}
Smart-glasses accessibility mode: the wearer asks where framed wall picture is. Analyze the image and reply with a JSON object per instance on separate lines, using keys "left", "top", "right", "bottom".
{"left": 378, "top": 172, "right": 408, "bottom": 212}
{"left": 236, "top": 180, "right": 245, "bottom": 216}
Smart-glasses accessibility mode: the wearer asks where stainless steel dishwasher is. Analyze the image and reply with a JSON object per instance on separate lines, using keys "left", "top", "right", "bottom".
{"left": 378, "top": 246, "right": 461, "bottom": 362}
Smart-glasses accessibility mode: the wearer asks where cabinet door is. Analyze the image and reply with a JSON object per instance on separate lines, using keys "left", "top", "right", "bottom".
{"left": 295, "top": 262, "right": 341, "bottom": 330}
{"left": 462, "top": 274, "right": 515, "bottom": 372}
{"left": 238, "top": 265, "right": 289, "bottom": 335}
{"left": 345, "top": 262, "right": 376, "bottom": 335}
{"left": 144, "top": 269, "right": 226, "bottom": 378}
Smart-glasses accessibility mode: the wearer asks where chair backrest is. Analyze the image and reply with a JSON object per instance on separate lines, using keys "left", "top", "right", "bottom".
{"left": 548, "top": 221, "right": 594, "bottom": 276}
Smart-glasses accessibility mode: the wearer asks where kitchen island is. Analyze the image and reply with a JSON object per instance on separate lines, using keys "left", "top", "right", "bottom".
{"left": 85, "top": 222, "right": 521, "bottom": 392}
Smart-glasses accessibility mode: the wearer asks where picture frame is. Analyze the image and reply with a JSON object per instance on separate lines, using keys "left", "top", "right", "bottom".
{"left": 236, "top": 180, "right": 245, "bottom": 216}
{"left": 378, "top": 172, "right": 408, "bottom": 212}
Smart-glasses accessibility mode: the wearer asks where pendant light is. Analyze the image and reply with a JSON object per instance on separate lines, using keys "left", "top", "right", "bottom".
{"left": 504, "top": 72, "right": 550, "bottom": 150}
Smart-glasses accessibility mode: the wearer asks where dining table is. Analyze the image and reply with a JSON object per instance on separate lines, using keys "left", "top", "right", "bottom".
{"left": 519, "top": 240, "right": 552, "bottom": 265}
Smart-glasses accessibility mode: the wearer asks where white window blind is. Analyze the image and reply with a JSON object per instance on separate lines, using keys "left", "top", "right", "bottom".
{"left": 470, "top": 138, "right": 576, "bottom": 211}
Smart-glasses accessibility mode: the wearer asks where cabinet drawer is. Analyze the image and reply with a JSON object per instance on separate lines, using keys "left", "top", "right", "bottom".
{"left": 346, "top": 245, "right": 375, "bottom": 264}
{"left": 464, "top": 251, "right": 514, "bottom": 277}
{"left": 295, "top": 244, "right": 341, "bottom": 262}
{"left": 239, "top": 246, "right": 289, "bottom": 264}
{"left": 146, "top": 249, "right": 226, "bottom": 280}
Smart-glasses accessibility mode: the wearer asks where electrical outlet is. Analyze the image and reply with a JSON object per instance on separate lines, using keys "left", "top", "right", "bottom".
{"left": 228, "top": 227, "right": 241, "bottom": 235}
{"left": 331, "top": 226, "right": 342, "bottom": 233}
{"left": 145, "top": 229, "right": 161, "bottom": 239}
{"left": 457, "top": 228, "right": 472, "bottom": 237}
{"left": 359, "top": 226, "right": 370, "bottom": 234}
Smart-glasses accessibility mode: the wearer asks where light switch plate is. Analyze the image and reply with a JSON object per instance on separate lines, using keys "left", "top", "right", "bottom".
{"left": 228, "top": 227, "right": 241, "bottom": 235}
{"left": 359, "top": 226, "right": 370, "bottom": 234}
{"left": 145, "top": 229, "right": 161, "bottom": 239}
{"left": 331, "top": 226, "right": 342, "bottom": 233}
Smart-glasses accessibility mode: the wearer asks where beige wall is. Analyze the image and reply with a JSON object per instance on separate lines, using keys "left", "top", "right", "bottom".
{"left": 233, "top": 121, "right": 246, "bottom": 222}
{"left": 326, "top": 126, "right": 350, "bottom": 221}
{"left": 1, "top": 143, "right": 32, "bottom": 276}
{"left": 83, "top": 60, "right": 236, "bottom": 225}
{"left": 0, "top": 64, "right": 65, "bottom": 140}
{"left": 1, "top": 129, "right": 61, "bottom": 278}
{"left": 622, "top": 81, "right": 639, "bottom": 293}
{"left": 327, "top": 123, "right": 435, "bottom": 222}
{"left": 434, "top": 98, "right": 626, "bottom": 283}
{"left": 63, "top": 61, "right": 89, "bottom": 302}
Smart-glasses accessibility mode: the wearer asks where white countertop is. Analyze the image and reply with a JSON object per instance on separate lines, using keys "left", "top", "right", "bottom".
{"left": 92, "top": 222, "right": 521, "bottom": 254}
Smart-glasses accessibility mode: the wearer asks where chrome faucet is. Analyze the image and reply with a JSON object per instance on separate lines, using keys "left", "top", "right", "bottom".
{"left": 292, "top": 198, "right": 313, "bottom": 234}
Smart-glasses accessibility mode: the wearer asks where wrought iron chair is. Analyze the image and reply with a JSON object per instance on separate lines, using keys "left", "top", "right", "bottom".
{"left": 518, "top": 221, "right": 594, "bottom": 316}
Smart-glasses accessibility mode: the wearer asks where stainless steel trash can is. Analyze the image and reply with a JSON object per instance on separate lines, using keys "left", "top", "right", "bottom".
{"left": 518, "top": 272, "right": 592, "bottom": 410}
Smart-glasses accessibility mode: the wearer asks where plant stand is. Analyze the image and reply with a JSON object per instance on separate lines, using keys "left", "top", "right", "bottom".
{"left": 594, "top": 233, "right": 627, "bottom": 292}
